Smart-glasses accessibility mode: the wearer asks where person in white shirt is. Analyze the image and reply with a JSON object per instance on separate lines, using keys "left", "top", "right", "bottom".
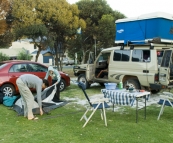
{"left": 44, "top": 66, "right": 61, "bottom": 102}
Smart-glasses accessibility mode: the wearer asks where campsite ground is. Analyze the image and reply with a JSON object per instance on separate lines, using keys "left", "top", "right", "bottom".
{"left": 1, "top": 70, "right": 173, "bottom": 142}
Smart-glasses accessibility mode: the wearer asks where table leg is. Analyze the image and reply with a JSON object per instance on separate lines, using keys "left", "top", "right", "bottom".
{"left": 136, "top": 98, "right": 138, "bottom": 123}
{"left": 145, "top": 95, "right": 146, "bottom": 119}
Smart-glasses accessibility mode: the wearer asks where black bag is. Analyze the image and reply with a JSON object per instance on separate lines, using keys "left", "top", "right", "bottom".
{"left": 0, "top": 91, "right": 4, "bottom": 104}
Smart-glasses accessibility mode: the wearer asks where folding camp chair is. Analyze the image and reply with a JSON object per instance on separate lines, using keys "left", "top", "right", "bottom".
{"left": 78, "top": 82, "right": 110, "bottom": 128}
{"left": 157, "top": 92, "right": 173, "bottom": 120}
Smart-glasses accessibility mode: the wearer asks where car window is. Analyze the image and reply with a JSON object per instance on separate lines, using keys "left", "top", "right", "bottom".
{"left": 28, "top": 63, "right": 48, "bottom": 72}
{"left": 9, "top": 64, "right": 28, "bottom": 72}
{"left": 132, "top": 50, "right": 142, "bottom": 62}
{"left": 113, "top": 50, "right": 121, "bottom": 61}
{"left": 97, "top": 53, "right": 110, "bottom": 61}
{"left": 161, "top": 50, "right": 172, "bottom": 67}
{"left": 0, "top": 63, "right": 8, "bottom": 69}
{"left": 132, "top": 50, "right": 150, "bottom": 62}
{"left": 157, "top": 51, "right": 164, "bottom": 65}
{"left": 121, "top": 50, "right": 130, "bottom": 61}
{"left": 113, "top": 50, "right": 130, "bottom": 61}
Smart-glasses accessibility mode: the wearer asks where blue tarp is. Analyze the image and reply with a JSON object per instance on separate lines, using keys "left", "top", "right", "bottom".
{"left": 115, "top": 18, "right": 173, "bottom": 44}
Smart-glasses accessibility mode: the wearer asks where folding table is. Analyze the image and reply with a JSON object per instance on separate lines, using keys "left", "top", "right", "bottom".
{"left": 101, "top": 89, "right": 150, "bottom": 123}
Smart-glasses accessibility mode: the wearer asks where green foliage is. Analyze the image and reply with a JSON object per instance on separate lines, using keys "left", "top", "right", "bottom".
{"left": 0, "top": 52, "right": 10, "bottom": 61}
{"left": 17, "top": 51, "right": 32, "bottom": 60}
{"left": 12, "top": 0, "right": 86, "bottom": 69}
{"left": 97, "top": 14, "right": 116, "bottom": 48}
{"left": 10, "top": 0, "right": 126, "bottom": 66}
{"left": 0, "top": 0, "right": 10, "bottom": 35}
{"left": 68, "top": 0, "right": 126, "bottom": 62}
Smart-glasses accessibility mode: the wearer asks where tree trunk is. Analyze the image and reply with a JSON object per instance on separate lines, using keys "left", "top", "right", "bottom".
{"left": 35, "top": 47, "right": 41, "bottom": 62}
{"left": 81, "top": 50, "right": 86, "bottom": 64}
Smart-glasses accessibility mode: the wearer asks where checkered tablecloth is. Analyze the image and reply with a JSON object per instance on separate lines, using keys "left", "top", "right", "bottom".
{"left": 101, "top": 89, "right": 150, "bottom": 106}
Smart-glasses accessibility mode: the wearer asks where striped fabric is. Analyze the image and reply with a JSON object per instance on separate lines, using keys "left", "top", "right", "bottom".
{"left": 101, "top": 89, "right": 149, "bottom": 106}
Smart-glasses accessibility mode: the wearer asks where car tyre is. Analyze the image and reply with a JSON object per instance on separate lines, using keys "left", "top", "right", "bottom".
{"left": 60, "top": 79, "right": 66, "bottom": 92}
{"left": 99, "top": 83, "right": 105, "bottom": 86}
{"left": 78, "top": 74, "right": 90, "bottom": 89}
{"left": 124, "top": 79, "right": 141, "bottom": 89}
{"left": 151, "top": 89, "right": 160, "bottom": 94}
{"left": 1, "top": 84, "right": 15, "bottom": 96}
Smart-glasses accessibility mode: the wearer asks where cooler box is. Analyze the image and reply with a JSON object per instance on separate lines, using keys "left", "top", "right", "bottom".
{"left": 104, "top": 83, "right": 117, "bottom": 90}
{"left": 115, "top": 12, "right": 173, "bottom": 44}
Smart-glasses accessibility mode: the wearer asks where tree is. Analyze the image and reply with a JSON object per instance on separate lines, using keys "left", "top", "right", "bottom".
{"left": 0, "top": 52, "right": 10, "bottom": 61}
{"left": 11, "top": 0, "right": 50, "bottom": 62}
{"left": 68, "top": 0, "right": 125, "bottom": 63}
{"left": 11, "top": 0, "right": 86, "bottom": 70}
{"left": 0, "top": 0, "right": 12, "bottom": 48}
{"left": 98, "top": 14, "right": 115, "bottom": 47}
{"left": 0, "top": 0, "right": 10, "bottom": 35}
{"left": 36, "top": 0, "right": 86, "bottom": 70}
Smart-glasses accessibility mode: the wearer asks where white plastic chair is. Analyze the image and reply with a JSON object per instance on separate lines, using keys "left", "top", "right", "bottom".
{"left": 157, "top": 92, "right": 173, "bottom": 120}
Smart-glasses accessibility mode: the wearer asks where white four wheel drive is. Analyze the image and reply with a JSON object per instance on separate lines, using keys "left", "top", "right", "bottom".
{"left": 73, "top": 43, "right": 173, "bottom": 93}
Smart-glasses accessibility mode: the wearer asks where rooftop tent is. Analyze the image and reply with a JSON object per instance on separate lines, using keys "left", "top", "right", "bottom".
{"left": 115, "top": 12, "right": 173, "bottom": 44}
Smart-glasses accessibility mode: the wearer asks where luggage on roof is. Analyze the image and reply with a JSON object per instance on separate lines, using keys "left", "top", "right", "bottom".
{"left": 115, "top": 12, "right": 173, "bottom": 44}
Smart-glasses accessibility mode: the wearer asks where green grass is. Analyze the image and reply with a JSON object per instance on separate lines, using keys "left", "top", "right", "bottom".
{"left": 1, "top": 84, "right": 173, "bottom": 143}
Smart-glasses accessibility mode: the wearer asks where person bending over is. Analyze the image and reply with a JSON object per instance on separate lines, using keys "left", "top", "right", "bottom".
{"left": 16, "top": 74, "right": 49, "bottom": 120}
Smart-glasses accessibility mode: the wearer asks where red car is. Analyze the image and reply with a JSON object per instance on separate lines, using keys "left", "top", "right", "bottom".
{"left": 0, "top": 60, "right": 70, "bottom": 96}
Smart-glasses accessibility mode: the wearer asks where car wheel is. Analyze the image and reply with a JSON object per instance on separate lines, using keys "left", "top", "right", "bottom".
{"left": 99, "top": 83, "right": 105, "bottom": 86}
{"left": 60, "top": 79, "right": 66, "bottom": 92}
{"left": 1, "top": 84, "right": 15, "bottom": 96}
{"left": 124, "top": 79, "right": 141, "bottom": 89}
{"left": 151, "top": 90, "right": 160, "bottom": 94}
{"left": 78, "top": 74, "right": 90, "bottom": 89}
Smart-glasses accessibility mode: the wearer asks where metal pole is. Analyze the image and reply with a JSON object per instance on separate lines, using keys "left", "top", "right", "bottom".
{"left": 95, "top": 39, "right": 96, "bottom": 59}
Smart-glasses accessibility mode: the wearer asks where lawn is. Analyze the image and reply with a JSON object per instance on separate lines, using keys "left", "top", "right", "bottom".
{"left": 0, "top": 84, "right": 173, "bottom": 143}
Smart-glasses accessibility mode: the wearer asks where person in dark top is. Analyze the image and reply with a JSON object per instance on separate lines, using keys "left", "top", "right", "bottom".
{"left": 96, "top": 56, "right": 110, "bottom": 78}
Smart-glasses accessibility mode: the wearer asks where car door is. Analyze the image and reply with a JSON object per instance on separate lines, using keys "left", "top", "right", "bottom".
{"left": 86, "top": 64, "right": 95, "bottom": 81}
{"left": 8, "top": 63, "right": 29, "bottom": 90}
{"left": 159, "top": 50, "right": 173, "bottom": 85}
{"left": 27, "top": 63, "right": 48, "bottom": 79}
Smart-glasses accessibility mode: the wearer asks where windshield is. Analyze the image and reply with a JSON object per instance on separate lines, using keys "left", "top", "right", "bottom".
{"left": 97, "top": 53, "right": 110, "bottom": 62}
{"left": 0, "top": 63, "right": 8, "bottom": 69}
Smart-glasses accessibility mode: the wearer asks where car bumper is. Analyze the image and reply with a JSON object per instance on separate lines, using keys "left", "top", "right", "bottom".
{"left": 149, "top": 83, "right": 162, "bottom": 90}
{"left": 66, "top": 76, "right": 70, "bottom": 86}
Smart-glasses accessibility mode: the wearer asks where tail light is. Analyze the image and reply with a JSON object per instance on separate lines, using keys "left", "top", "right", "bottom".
{"left": 155, "top": 74, "right": 159, "bottom": 81}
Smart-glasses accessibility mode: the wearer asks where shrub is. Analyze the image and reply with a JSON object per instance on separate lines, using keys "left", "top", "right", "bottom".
{"left": 0, "top": 52, "right": 10, "bottom": 61}
{"left": 17, "top": 51, "right": 32, "bottom": 60}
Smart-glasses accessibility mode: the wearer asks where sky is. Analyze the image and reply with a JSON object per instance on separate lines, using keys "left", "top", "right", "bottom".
{"left": 67, "top": 0, "right": 173, "bottom": 18}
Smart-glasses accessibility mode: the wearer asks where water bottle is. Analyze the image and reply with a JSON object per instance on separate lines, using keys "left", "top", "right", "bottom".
{"left": 119, "top": 81, "right": 123, "bottom": 89}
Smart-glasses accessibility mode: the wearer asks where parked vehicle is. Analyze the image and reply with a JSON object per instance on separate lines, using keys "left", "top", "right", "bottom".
{"left": 73, "top": 43, "right": 173, "bottom": 93}
{"left": 0, "top": 60, "right": 70, "bottom": 96}
{"left": 62, "top": 58, "right": 74, "bottom": 66}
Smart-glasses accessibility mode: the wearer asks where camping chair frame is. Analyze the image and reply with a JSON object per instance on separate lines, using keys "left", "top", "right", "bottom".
{"left": 78, "top": 82, "right": 109, "bottom": 128}
{"left": 158, "top": 92, "right": 173, "bottom": 120}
